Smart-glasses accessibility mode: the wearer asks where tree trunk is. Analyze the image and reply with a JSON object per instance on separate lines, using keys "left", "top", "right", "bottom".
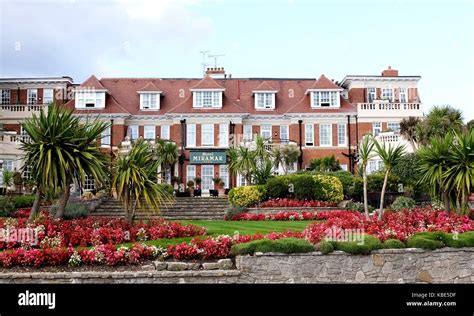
{"left": 363, "top": 169, "right": 369, "bottom": 220}
{"left": 409, "top": 139, "right": 417, "bottom": 152}
{"left": 378, "top": 171, "right": 389, "bottom": 220}
{"left": 55, "top": 178, "right": 71, "bottom": 219}
{"left": 130, "top": 198, "right": 138, "bottom": 224}
{"left": 123, "top": 187, "right": 130, "bottom": 223}
{"left": 28, "top": 184, "right": 42, "bottom": 222}
{"left": 442, "top": 190, "right": 450, "bottom": 214}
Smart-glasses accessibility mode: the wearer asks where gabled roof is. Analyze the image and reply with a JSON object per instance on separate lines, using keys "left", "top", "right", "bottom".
{"left": 138, "top": 81, "right": 161, "bottom": 92}
{"left": 307, "top": 74, "right": 342, "bottom": 90}
{"left": 79, "top": 75, "right": 108, "bottom": 91}
{"left": 252, "top": 81, "right": 278, "bottom": 92}
{"left": 190, "top": 75, "right": 225, "bottom": 90}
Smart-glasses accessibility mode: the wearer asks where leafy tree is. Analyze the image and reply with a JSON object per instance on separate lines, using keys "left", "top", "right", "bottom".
{"left": 309, "top": 155, "right": 341, "bottom": 172}
{"left": 399, "top": 116, "right": 420, "bottom": 151}
{"left": 416, "top": 105, "right": 464, "bottom": 146}
{"left": 273, "top": 143, "right": 300, "bottom": 175}
{"left": 155, "top": 139, "right": 178, "bottom": 184}
{"left": 374, "top": 140, "right": 406, "bottom": 219}
{"left": 228, "top": 146, "right": 256, "bottom": 185}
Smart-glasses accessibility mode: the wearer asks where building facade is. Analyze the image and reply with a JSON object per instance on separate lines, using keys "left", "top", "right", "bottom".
{"left": 0, "top": 67, "right": 422, "bottom": 191}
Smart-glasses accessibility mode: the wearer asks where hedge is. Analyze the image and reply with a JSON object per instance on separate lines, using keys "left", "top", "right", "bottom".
{"left": 231, "top": 238, "right": 314, "bottom": 255}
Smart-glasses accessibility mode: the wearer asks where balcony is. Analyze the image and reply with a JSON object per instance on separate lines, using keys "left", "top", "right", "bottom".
{"left": 0, "top": 104, "right": 47, "bottom": 120}
{"left": 0, "top": 133, "right": 29, "bottom": 156}
{"left": 374, "top": 132, "right": 414, "bottom": 153}
{"left": 357, "top": 101, "right": 422, "bottom": 118}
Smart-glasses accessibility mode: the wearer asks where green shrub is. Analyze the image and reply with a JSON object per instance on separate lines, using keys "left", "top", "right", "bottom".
{"left": 309, "top": 155, "right": 341, "bottom": 172}
{"left": 383, "top": 239, "right": 405, "bottom": 249}
{"left": 334, "top": 235, "right": 382, "bottom": 255}
{"left": 345, "top": 201, "right": 365, "bottom": 212}
{"left": 291, "top": 175, "right": 316, "bottom": 200}
{"left": 0, "top": 196, "right": 15, "bottom": 217}
{"left": 157, "top": 184, "right": 174, "bottom": 196}
{"left": 326, "top": 171, "right": 356, "bottom": 198}
{"left": 406, "top": 233, "right": 444, "bottom": 250}
{"left": 231, "top": 238, "right": 314, "bottom": 255}
{"left": 225, "top": 205, "right": 247, "bottom": 219}
{"left": 367, "top": 172, "right": 400, "bottom": 192}
{"left": 266, "top": 177, "right": 289, "bottom": 199}
{"left": 319, "top": 240, "right": 335, "bottom": 255}
{"left": 390, "top": 196, "right": 416, "bottom": 211}
{"left": 49, "top": 203, "right": 89, "bottom": 219}
{"left": 13, "top": 195, "right": 36, "bottom": 208}
{"left": 229, "top": 186, "right": 266, "bottom": 207}
{"left": 313, "top": 174, "right": 344, "bottom": 203}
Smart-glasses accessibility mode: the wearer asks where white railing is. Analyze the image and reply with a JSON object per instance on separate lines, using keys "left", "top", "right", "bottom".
{"left": 0, "top": 104, "right": 46, "bottom": 112}
{"left": 0, "top": 134, "right": 31, "bottom": 143}
{"left": 377, "top": 133, "right": 400, "bottom": 143}
{"left": 358, "top": 103, "right": 421, "bottom": 111}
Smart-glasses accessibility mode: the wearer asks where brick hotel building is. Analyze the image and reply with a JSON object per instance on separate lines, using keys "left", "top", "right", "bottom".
{"left": 0, "top": 67, "right": 423, "bottom": 193}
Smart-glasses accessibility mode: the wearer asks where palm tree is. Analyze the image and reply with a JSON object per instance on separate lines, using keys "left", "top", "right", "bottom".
{"left": 273, "top": 144, "right": 300, "bottom": 175}
{"left": 399, "top": 116, "right": 420, "bottom": 151}
{"left": 228, "top": 145, "right": 256, "bottom": 185}
{"left": 21, "top": 103, "right": 109, "bottom": 220}
{"left": 113, "top": 139, "right": 173, "bottom": 223}
{"left": 155, "top": 139, "right": 178, "bottom": 184}
{"left": 443, "top": 130, "right": 474, "bottom": 214}
{"left": 357, "top": 135, "right": 376, "bottom": 219}
{"left": 417, "top": 105, "right": 464, "bottom": 145}
{"left": 374, "top": 140, "right": 406, "bottom": 219}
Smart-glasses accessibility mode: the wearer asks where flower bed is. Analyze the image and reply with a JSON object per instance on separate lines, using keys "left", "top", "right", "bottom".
{"left": 257, "top": 198, "right": 337, "bottom": 208}
{"left": 228, "top": 210, "right": 351, "bottom": 221}
{"left": 303, "top": 207, "right": 474, "bottom": 243}
{"left": 0, "top": 209, "right": 206, "bottom": 250}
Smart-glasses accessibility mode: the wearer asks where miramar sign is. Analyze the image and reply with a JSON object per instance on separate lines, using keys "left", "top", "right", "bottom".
{"left": 190, "top": 151, "right": 227, "bottom": 164}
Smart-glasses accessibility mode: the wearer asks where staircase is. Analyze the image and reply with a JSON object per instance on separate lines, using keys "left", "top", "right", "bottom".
{"left": 90, "top": 197, "right": 228, "bottom": 220}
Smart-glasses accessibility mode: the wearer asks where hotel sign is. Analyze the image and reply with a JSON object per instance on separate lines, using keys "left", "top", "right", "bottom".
{"left": 190, "top": 151, "right": 227, "bottom": 164}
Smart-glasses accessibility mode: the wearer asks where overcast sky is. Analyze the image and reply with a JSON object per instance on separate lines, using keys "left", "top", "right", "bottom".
{"left": 0, "top": 0, "right": 473, "bottom": 120}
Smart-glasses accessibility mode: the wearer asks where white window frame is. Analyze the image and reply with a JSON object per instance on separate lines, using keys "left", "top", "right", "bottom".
{"left": 219, "top": 165, "right": 229, "bottom": 189}
{"left": 2, "top": 160, "right": 14, "bottom": 171}
{"left": 74, "top": 91, "right": 106, "bottom": 109}
{"left": 305, "top": 124, "right": 314, "bottom": 147}
{"left": 84, "top": 175, "right": 95, "bottom": 191}
{"left": 280, "top": 125, "right": 289, "bottom": 144}
{"left": 101, "top": 127, "right": 111, "bottom": 146}
{"left": 139, "top": 92, "right": 160, "bottom": 110}
{"left": 382, "top": 88, "right": 393, "bottom": 102}
{"left": 186, "top": 165, "right": 196, "bottom": 185}
{"left": 43, "top": 88, "right": 54, "bottom": 104}
{"left": 387, "top": 121, "right": 400, "bottom": 134}
{"left": 255, "top": 92, "right": 275, "bottom": 110}
{"left": 128, "top": 125, "right": 139, "bottom": 140}
{"left": 187, "top": 123, "right": 196, "bottom": 147}
{"left": 319, "top": 123, "right": 332, "bottom": 147}
{"left": 367, "top": 87, "right": 376, "bottom": 102}
{"left": 144, "top": 125, "right": 155, "bottom": 140}
{"left": 192, "top": 90, "right": 223, "bottom": 108}
{"left": 160, "top": 125, "right": 170, "bottom": 140}
{"left": 337, "top": 123, "right": 347, "bottom": 146}
{"left": 399, "top": 88, "right": 407, "bottom": 103}
{"left": 27, "top": 89, "right": 37, "bottom": 105}
{"left": 243, "top": 125, "right": 253, "bottom": 141}
{"left": 0, "top": 89, "right": 10, "bottom": 105}
{"left": 260, "top": 124, "right": 272, "bottom": 140}
{"left": 219, "top": 123, "right": 229, "bottom": 147}
{"left": 310, "top": 90, "right": 340, "bottom": 108}
{"left": 201, "top": 123, "right": 214, "bottom": 146}
{"left": 373, "top": 122, "right": 382, "bottom": 137}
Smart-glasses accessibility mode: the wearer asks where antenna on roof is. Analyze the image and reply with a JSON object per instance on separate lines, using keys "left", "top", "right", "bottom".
{"left": 208, "top": 54, "right": 225, "bottom": 68}
{"left": 200, "top": 50, "right": 210, "bottom": 76}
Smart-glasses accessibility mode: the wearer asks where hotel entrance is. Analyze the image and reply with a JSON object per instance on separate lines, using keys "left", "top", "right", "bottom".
{"left": 188, "top": 150, "right": 227, "bottom": 194}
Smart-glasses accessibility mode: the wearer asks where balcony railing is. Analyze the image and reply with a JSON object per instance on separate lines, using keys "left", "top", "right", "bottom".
{"left": 359, "top": 103, "right": 421, "bottom": 111}
{"left": 357, "top": 102, "right": 422, "bottom": 118}
{"left": 0, "top": 104, "right": 46, "bottom": 112}
{"left": 0, "top": 134, "right": 31, "bottom": 143}
{"left": 376, "top": 133, "right": 400, "bottom": 143}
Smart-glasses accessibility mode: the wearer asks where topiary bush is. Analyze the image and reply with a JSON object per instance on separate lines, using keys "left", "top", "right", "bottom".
{"left": 333, "top": 235, "right": 382, "bottom": 255}
{"left": 390, "top": 196, "right": 416, "bottom": 211}
{"left": 290, "top": 175, "right": 316, "bottom": 200}
{"left": 313, "top": 174, "right": 344, "bottom": 203}
{"left": 266, "top": 177, "right": 289, "bottom": 199}
{"left": 231, "top": 238, "right": 314, "bottom": 255}
{"left": 319, "top": 240, "right": 335, "bottom": 255}
{"left": 228, "top": 186, "right": 266, "bottom": 207}
{"left": 383, "top": 239, "right": 405, "bottom": 249}
{"left": 406, "top": 232, "right": 444, "bottom": 250}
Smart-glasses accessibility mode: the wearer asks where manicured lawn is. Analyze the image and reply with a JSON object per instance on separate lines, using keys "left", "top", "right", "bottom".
{"left": 177, "top": 220, "right": 316, "bottom": 236}
{"left": 118, "top": 220, "right": 317, "bottom": 248}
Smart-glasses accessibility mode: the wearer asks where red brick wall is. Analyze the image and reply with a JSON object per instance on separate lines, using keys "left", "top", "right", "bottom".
{"left": 111, "top": 124, "right": 125, "bottom": 146}
{"left": 272, "top": 125, "right": 279, "bottom": 141}
{"left": 196, "top": 124, "right": 202, "bottom": 146}
{"left": 3, "top": 124, "right": 21, "bottom": 133}
{"left": 314, "top": 124, "right": 320, "bottom": 147}
{"left": 348, "top": 88, "right": 365, "bottom": 103}
{"left": 332, "top": 124, "right": 338, "bottom": 146}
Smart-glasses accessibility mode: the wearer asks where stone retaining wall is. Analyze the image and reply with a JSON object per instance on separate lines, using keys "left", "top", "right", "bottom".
{"left": 1, "top": 248, "right": 473, "bottom": 284}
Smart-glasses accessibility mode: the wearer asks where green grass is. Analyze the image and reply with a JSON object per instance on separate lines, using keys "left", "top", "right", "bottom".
{"left": 176, "top": 220, "right": 316, "bottom": 236}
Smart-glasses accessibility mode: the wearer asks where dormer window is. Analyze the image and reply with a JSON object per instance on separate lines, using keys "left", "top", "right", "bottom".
{"left": 309, "top": 90, "right": 340, "bottom": 108}
{"left": 254, "top": 92, "right": 276, "bottom": 110}
{"left": 139, "top": 92, "right": 160, "bottom": 110}
{"left": 192, "top": 90, "right": 223, "bottom": 108}
{"left": 75, "top": 91, "right": 106, "bottom": 109}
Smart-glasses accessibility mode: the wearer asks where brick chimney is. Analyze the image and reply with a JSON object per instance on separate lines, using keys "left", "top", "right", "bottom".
{"left": 205, "top": 67, "right": 226, "bottom": 79}
{"left": 382, "top": 66, "right": 399, "bottom": 77}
